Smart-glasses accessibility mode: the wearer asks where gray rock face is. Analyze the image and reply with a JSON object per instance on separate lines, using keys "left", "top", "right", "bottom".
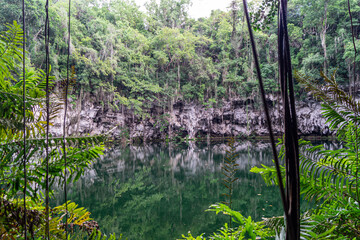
{"left": 50, "top": 97, "right": 330, "bottom": 140}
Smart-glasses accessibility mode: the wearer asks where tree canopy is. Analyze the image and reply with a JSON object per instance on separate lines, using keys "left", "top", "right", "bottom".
{"left": 0, "top": 0, "right": 358, "bottom": 113}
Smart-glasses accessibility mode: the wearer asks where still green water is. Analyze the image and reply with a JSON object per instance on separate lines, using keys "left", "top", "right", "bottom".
{"left": 53, "top": 141, "right": 285, "bottom": 239}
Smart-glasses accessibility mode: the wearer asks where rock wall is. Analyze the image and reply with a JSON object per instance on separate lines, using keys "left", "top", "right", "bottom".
{"left": 50, "top": 97, "right": 331, "bottom": 141}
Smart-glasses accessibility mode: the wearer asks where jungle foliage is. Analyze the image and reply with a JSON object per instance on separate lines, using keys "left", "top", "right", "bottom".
{"left": 1, "top": 0, "right": 360, "bottom": 239}
{"left": 180, "top": 72, "right": 360, "bottom": 240}
{"left": 0, "top": 0, "right": 359, "bottom": 115}
{"left": 0, "top": 21, "right": 119, "bottom": 239}
{"left": 248, "top": 71, "right": 360, "bottom": 239}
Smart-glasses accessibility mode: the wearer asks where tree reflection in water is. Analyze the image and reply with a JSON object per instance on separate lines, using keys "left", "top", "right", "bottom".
{"left": 52, "top": 141, "right": 334, "bottom": 239}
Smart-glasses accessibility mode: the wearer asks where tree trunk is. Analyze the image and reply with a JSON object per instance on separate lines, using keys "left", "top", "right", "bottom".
{"left": 75, "top": 86, "right": 83, "bottom": 136}
{"left": 168, "top": 98, "right": 173, "bottom": 138}
{"left": 215, "top": 79, "right": 218, "bottom": 101}
{"left": 320, "top": 0, "right": 328, "bottom": 75}
{"left": 178, "top": 62, "right": 181, "bottom": 92}
{"left": 348, "top": 61, "right": 352, "bottom": 93}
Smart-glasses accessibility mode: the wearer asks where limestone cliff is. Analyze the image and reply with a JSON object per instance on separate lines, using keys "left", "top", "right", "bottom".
{"left": 50, "top": 97, "right": 330, "bottom": 141}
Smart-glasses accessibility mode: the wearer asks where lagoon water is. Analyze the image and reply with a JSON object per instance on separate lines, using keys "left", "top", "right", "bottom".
{"left": 53, "top": 141, "right": 293, "bottom": 239}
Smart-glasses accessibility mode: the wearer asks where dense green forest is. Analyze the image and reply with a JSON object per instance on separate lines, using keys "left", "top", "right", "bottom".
{"left": 1, "top": 0, "right": 359, "bottom": 115}
{"left": 1, "top": 0, "right": 360, "bottom": 239}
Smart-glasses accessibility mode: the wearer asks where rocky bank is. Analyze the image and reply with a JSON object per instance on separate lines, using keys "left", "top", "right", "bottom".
{"left": 50, "top": 97, "right": 330, "bottom": 141}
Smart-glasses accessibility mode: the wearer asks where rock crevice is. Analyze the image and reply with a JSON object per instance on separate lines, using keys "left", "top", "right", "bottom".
{"left": 50, "top": 98, "right": 330, "bottom": 140}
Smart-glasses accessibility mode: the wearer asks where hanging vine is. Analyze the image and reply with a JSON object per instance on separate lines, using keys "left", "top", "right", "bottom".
{"left": 22, "top": 0, "right": 27, "bottom": 238}
{"left": 347, "top": 0, "right": 359, "bottom": 205}
{"left": 62, "top": 0, "right": 72, "bottom": 237}
{"left": 242, "top": 0, "right": 288, "bottom": 222}
{"left": 44, "top": 0, "right": 50, "bottom": 237}
{"left": 243, "top": 0, "right": 301, "bottom": 239}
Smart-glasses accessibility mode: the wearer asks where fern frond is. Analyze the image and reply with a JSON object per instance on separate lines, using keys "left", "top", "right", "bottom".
{"left": 0, "top": 135, "right": 105, "bottom": 199}
{"left": 295, "top": 70, "right": 360, "bottom": 115}
{"left": 299, "top": 140, "right": 360, "bottom": 203}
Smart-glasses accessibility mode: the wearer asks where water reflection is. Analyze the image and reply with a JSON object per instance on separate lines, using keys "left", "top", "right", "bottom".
{"left": 52, "top": 140, "right": 334, "bottom": 239}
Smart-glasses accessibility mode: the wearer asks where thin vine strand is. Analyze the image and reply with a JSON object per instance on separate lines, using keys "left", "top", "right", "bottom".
{"left": 278, "top": 0, "right": 300, "bottom": 238}
{"left": 22, "top": 0, "right": 27, "bottom": 238}
{"left": 63, "top": 0, "right": 71, "bottom": 236}
{"left": 44, "top": 0, "right": 50, "bottom": 237}
{"left": 242, "top": 0, "right": 288, "bottom": 218}
{"left": 347, "top": 0, "right": 359, "bottom": 204}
